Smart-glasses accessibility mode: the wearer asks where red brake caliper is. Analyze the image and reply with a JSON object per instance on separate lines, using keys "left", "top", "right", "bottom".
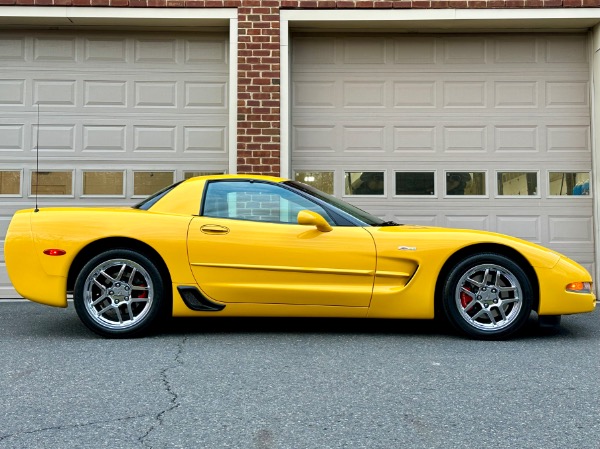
{"left": 135, "top": 283, "right": 148, "bottom": 299}
{"left": 460, "top": 287, "right": 472, "bottom": 308}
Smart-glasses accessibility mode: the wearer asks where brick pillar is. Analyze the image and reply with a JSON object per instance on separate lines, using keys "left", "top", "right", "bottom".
{"left": 237, "top": 3, "right": 281, "bottom": 175}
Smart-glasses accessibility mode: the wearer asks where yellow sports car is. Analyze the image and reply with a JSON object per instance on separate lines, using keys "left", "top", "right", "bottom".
{"left": 4, "top": 175, "right": 596, "bottom": 339}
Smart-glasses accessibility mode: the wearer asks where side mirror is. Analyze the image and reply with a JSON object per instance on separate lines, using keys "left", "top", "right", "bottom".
{"left": 297, "top": 210, "right": 333, "bottom": 232}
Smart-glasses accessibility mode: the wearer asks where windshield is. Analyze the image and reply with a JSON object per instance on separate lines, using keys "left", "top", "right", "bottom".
{"left": 284, "top": 181, "right": 386, "bottom": 226}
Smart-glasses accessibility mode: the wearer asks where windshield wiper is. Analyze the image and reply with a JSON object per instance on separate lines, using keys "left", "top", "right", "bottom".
{"left": 378, "top": 221, "right": 401, "bottom": 227}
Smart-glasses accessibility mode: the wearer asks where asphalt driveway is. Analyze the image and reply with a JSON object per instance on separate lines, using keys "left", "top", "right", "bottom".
{"left": 0, "top": 301, "right": 599, "bottom": 449}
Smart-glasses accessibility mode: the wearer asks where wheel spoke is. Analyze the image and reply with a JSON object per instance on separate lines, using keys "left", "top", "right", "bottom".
{"left": 115, "top": 263, "right": 127, "bottom": 281}
{"left": 127, "top": 303, "right": 135, "bottom": 321}
{"left": 93, "top": 278, "right": 106, "bottom": 290}
{"left": 483, "top": 268, "right": 492, "bottom": 285}
{"left": 96, "top": 304, "right": 113, "bottom": 317}
{"left": 99, "top": 269, "right": 116, "bottom": 283}
{"left": 127, "top": 267, "right": 138, "bottom": 284}
{"left": 466, "top": 275, "right": 484, "bottom": 288}
{"left": 470, "top": 309, "right": 486, "bottom": 322}
{"left": 91, "top": 293, "right": 108, "bottom": 307}
{"left": 497, "top": 305, "right": 508, "bottom": 321}
{"left": 114, "top": 306, "right": 123, "bottom": 324}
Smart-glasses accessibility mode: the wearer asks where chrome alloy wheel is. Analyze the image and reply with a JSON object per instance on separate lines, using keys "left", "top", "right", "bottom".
{"left": 455, "top": 263, "right": 523, "bottom": 332}
{"left": 82, "top": 258, "right": 154, "bottom": 330}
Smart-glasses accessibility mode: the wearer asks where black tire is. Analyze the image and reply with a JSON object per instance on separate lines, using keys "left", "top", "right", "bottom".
{"left": 74, "top": 249, "right": 167, "bottom": 338}
{"left": 442, "top": 253, "right": 533, "bottom": 340}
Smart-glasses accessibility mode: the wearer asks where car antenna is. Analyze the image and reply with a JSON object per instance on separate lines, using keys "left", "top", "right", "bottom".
{"left": 34, "top": 102, "right": 40, "bottom": 213}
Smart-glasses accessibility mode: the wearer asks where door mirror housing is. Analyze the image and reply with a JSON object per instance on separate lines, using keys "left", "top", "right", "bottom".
{"left": 297, "top": 210, "right": 333, "bottom": 232}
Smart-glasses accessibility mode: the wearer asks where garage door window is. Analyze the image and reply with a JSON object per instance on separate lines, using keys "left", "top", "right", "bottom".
{"left": 345, "top": 171, "right": 385, "bottom": 196}
{"left": 31, "top": 171, "right": 73, "bottom": 196}
{"left": 395, "top": 172, "right": 435, "bottom": 196}
{"left": 0, "top": 171, "right": 21, "bottom": 196}
{"left": 83, "top": 171, "right": 124, "bottom": 196}
{"left": 294, "top": 171, "right": 334, "bottom": 195}
{"left": 446, "top": 172, "right": 486, "bottom": 196}
{"left": 549, "top": 172, "right": 591, "bottom": 196}
{"left": 497, "top": 172, "right": 538, "bottom": 197}
{"left": 133, "top": 171, "right": 174, "bottom": 197}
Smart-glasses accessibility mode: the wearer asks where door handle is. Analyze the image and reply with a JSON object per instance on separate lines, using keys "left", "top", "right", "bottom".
{"left": 200, "top": 224, "right": 230, "bottom": 235}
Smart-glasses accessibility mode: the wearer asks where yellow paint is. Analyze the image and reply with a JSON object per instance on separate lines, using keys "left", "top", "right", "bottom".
{"left": 187, "top": 216, "right": 376, "bottom": 306}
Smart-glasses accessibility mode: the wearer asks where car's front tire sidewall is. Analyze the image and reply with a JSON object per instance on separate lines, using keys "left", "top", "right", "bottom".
{"left": 74, "top": 249, "right": 166, "bottom": 338}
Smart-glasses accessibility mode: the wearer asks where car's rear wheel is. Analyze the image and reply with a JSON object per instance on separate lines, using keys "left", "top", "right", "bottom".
{"left": 74, "top": 249, "right": 166, "bottom": 338}
{"left": 442, "top": 253, "right": 533, "bottom": 340}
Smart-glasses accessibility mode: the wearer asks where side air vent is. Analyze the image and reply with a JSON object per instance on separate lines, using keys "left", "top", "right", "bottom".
{"left": 177, "top": 286, "right": 226, "bottom": 312}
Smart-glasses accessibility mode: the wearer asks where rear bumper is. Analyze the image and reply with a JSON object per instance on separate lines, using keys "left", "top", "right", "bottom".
{"left": 5, "top": 211, "right": 68, "bottom": 308}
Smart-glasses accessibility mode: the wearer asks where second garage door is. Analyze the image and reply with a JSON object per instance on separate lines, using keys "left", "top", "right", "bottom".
{"left": 291, "top": 33, "right": 594, "bottom": 274}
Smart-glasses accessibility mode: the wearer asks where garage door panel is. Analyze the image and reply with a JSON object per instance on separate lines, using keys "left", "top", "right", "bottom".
{"left": 549, "top": 216, "right": 594, "bottom": 244}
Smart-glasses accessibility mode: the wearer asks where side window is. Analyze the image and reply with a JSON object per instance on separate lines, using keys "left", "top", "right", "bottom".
{"left": 203, "top": 181, "right": 333, "bottom": 224}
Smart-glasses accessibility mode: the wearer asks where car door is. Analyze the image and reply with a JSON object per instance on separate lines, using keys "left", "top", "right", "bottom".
{"left": 186, "top": 180, "right": 376, "bottom": 307}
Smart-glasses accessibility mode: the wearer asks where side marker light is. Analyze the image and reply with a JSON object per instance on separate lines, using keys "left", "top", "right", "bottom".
{"left": 566, "top": 282, "right": 592, "bottom": 294}
{"left": 43, "top": 249, "right": 66, "bottom": 256}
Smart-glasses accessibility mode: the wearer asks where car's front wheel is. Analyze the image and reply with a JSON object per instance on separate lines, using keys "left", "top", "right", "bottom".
{"left": 74, "top": 249, "right": 166, "bottom": 338}
{"left": 442, "top": 253, "right": 533, "bottom": 340}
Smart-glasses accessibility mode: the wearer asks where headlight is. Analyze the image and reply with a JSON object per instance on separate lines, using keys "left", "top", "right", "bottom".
{"left": 566, "top": 282, "right": 592, "bottom": 294}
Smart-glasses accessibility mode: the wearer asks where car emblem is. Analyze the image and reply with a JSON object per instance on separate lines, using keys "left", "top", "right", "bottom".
{"left": 398, "top": 246, "right": 417, "bottom": 251}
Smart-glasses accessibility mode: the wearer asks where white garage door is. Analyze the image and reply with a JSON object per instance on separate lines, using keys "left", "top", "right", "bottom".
{"left": 0, "top": 30, "right": 229, "bottom": 298}
{"left": 291, "top": 33, "right": 594, "bottom": 275}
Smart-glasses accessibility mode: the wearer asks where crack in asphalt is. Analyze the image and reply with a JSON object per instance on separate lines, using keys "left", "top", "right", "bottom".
{"left": 0, "top": 414, "right": 147, "bottom": 444}
{"left": 138, "top": 335, "right": 187, "bottom": 449}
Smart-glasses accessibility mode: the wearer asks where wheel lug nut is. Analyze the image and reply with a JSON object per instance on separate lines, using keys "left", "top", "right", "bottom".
{"left": 477, "top": 295, "right": 482, "bottom": 300}
{"left": 109, "top": 291, "right": 114, "bottom": 295}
